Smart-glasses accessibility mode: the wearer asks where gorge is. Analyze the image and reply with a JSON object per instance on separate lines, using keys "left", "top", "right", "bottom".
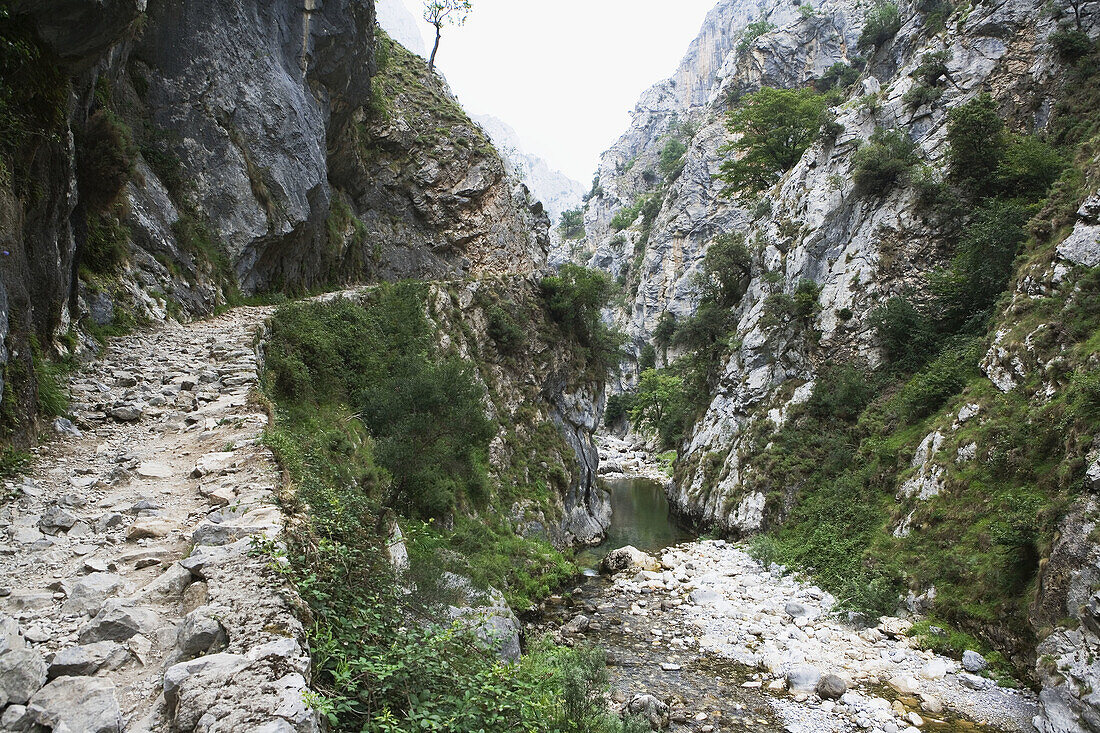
{"left": 0, "top": 0, "right": 1099, "bottom": 731}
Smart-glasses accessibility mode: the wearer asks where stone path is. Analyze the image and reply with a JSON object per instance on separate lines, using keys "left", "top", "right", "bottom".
{"left": 568, "top": 540, "right": 1040, "bottom": 733}
{"left": 0, "top": 307, "right": 318, "bottom": 732}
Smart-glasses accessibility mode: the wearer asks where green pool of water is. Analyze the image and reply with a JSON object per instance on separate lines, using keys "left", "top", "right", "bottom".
{"left": 579, "top": 476, "right": 694, "bottom": 568}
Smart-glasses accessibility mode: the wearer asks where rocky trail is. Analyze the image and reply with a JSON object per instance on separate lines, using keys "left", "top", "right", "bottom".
{"left": 0, "top": 306, "right": 318, "bottom": 733}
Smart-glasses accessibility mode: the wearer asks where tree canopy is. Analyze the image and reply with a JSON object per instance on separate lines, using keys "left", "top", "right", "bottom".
{"left": 718, "top": 87, "right": 828, "bottom": 196}
{"left": 423, "top": 0, "right": 472, "bottom": 72}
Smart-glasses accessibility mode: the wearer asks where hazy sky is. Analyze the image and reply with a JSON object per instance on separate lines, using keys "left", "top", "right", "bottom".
{"left": 393, "top": 0, "right": 718, "bottom": 183}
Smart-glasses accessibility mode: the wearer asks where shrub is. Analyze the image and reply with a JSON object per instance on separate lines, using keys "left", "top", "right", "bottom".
{"left": 946, "top": 93, "right": 1005, "bottom": 191}
{"left": 852, "top": 127, "right": 918, "bottom": 195}
{"left": 892, "top": 338, "right": 980, "bottom": 421}
{"left": 0, "top": 10, "right": 67, "bottom": 169}
{"left": 903, "top": 82, "right": 943, "bottom": 109}
{"left": 718, "top": 87, "right": 829, "bottom": 196}
{"left": 696, "top": 233, "right": 752, "bottom": 308}
{"left": 32, "top": 345, "right": 68, "bottom": 418}
{"left": 558, "top": 208, "right": 585, "bottom": 239}
{"left": 761, "top": 279, "right": 822, "bottom": 329}
{"left": 931, "top": 198, "right": 1033, "bottom": 332}
{"left": 658, "top": 137, "right": 688, "bottom": 180}
{"left": 994, "top": 134, "right": 1065, "bottom": 199}
{"left": 858, "top": 2, "right": 902, "bottom": 51}
{"left": 604, "top": 392, "right": 635, "bottom": 427}
{"left": 638, "top": 342, "right": 657, "bottom": 371}
{"left": 610, "top": 198, "right": 644, "bottom": 231}
{"left": 913, "top": 50, "right": 949, "bottom": 86}
{"left": 1051, "top": 27, "right": 1094, "bottom": 63}
{"left": 653, "top": 311, "right": 677, "bottom": 353}
{"left": 265, "top": 288, "right": 494, "bottom": 517}
{"left": 870, "top": 296, "right": 938, "bottom": 370}
{"left": 77, "top": 110, "right": 136, "bottom": 213}
{"left": 81, "top": 212, "right": 130, "bottom": 275}
{"left": 737, "top": 19, "right": 776, "bottom": 53}
{"left": 540, "top": 264, "right": 623, "bottom": 373}
{"left": 486, "top": 304, "right": 524, "bottom": 352}
{"left": 814, "top": 62, "right": 860, "bottom": 92}
{"left": 630, "top": 368, "right": 690, "bottom": 449}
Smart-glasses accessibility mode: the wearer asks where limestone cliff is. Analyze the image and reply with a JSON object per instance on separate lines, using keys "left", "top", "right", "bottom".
{"left": 0, "top": 3, "right": 606, "bottom": 539}
{"left": 567, "top": 0, "right": 1100, "bottom": 727}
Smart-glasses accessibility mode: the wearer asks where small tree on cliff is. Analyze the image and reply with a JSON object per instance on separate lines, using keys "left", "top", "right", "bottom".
{"left": 423, "top": 0, "right": 472, "bottom": 73}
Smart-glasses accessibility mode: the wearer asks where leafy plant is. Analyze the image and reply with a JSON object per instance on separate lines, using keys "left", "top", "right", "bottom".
{"left": 737, "top": 19, "right": 776, "bottom": 52}
{"left": 558, "top": 208, "right": 585, "bottom": 240}
{"left": 718, "top": 87, "right": 829, "bottom": 196}
{"left": 858, "top": 2, "right": 902, "bottom": 51}
{"left": 852, "top": 127, "right": 919, "bottom": 195}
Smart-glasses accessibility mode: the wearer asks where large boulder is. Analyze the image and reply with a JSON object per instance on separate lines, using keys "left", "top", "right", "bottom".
{"left": 77, "top": 601, "right": 159, "bottom": 644}
{"left": 26, "top": 676, "right": 122, "bottom": 733}
{"left": 0, "top": 649, "right": 47, "bottom": 707}
{"left": 61, "top": 573, "right": 127, "bottom": 616}
{"left": 601, "top": 546, "right": 661, "bottom": 574}
{"left": 47, "top": 641, "right": 129, "bottom": 679}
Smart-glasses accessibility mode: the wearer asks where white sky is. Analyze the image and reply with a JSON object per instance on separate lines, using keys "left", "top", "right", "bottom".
{"left": 394, "top": 0, "right": 718, "bottom": 183}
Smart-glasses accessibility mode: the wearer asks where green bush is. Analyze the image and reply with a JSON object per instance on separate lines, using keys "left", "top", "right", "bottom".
{"left": 610, "top": 198, "right": 644, "bottom": 231}
{"left": 902, "top": 82, "right": 943, "bottom": 109}
{"left": 761, "top": 279, "right": 822, "bottom": 329}
{"left": 994, "top": 134, "right": 1065, "bottom": 199}
{"left": 696, "top": 233, "right": 752, "bottom": 308}
{"left": 814, "top": 62, "right": 860, "bottom": 93}
{"left": 77, "top": 110, "right": 137, "bottom": 214}
{"left": 658, "top": 137, "right": 688, "bottom": 180}
{"left": 946, "top": 93, "right": 1005, "bottom": 191}
{"left": 265, "top": 287, "right": 493, "bottom": 517}
{"left": 31, "top": 341, "right": 68, "bottom": 418}
{"left": 653, "top": 311, "right": 677, "bottom": 353}
{"left": 540, "top": 264, "right": 623, "bottom": 374}
{"left": 718, "top": 87, "right": 829, "bottom": 196}
{"left": 858, "top": 2, "right": 902, "bottom": 51}
{"left": 870, "top": 296, "right": 938, "bottom": 370}
{"left": 852, "top": 127, "right": 918, "bottom": 195}
{"left": 630, "top": 368, "right": 690, "bottom": 449}
{"left": 931, "top": 198, "right": 1034, "bottom": 332}
{"left": 1051, "top": 27, "right": 1094, "bottom": 63}
{"left": 737, "top": 19, "right": 776, "bottom": 53}
{"left": 486, "top": 304, "right": 524, "bottom": 352}
{"left": 913, "top": 50, "right": 949, "bottom": 86}
{"left": 81, "top": 212, "right": 130, "bottom": 275}
{"left": 604, "top": 392, "right": 635, "bottom": 427}
{"left": 558, "top": 208, "right": 585, "bottom": 239}
{"left": 638, "top": 342, "right": 657, "bottom": 371}
{"left": 892, "top": 338, "right": 981, "bottom": 422}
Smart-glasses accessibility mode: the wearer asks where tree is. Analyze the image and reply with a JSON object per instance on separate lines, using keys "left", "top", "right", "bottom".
{"left": 945, "top": 93, "right": 1005, "bottom": 191}
{"left": 423, "top": 0, "right": 471, "bottom": 73}
{"left": 558, "top": 208, "right": 585, "bottom": 239}
{"left": 718, "top": 87, "right": 828, "bottom": 196}
{"left": 630, "top": 369, "right": 687, "bottom": 448}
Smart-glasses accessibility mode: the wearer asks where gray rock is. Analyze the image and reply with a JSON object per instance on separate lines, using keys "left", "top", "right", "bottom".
{"left": 27, "top": 676, "right": 122, "bottom": 733}
{"left": 563, "top": 614, "right": 590, "bottom": 635}
{"left": 787, "top": 665, "right": 822, "bottom": 692}
{"left": 52, "top": 417, "right": 82, "bottom": 438}
{"left": 962, "top": 649, "right": 988, "bottom": 672}
{"left": 37, "top": 506, "right": 77, "bottom": 535}
{"left": 95, "top": 513, "right": 126, "bottom": 532}
{"left": 0, "top": 649, "right": 48, "bottom": 706}
{"left": 627, "top": 693, "right": 670, "bottom": 729}
{"left": 784, "top": 601, "right": 807, "bottom": 618}
{"left": 61, "top": 572, "right": 126, "bottom": 617}
{"left": 816, "top": 674, "right": 848, "bottom": 699}
{"left": 136, "top": 562, "right": 193, "bottom": 600}
{"left": 1087, "top": 455, "right": 1100, "bottom": 492}
{"left": 689, "top": 587, "right": 722, "bottom": 605}
{"left": 175, "top": 608, "right": 228, "bottom": 659}
{"left": 77, "top": 601, "right": 159, "bottom": 644}
{"left": 0, "top": 703, "right": 30, "bottom": 731}
{"left": 109, "top": 405, "right": 143, "bottom": 422}
{"left": 958, "top": 672, "right": 992, "bottom": 690}
{"left": 191, "top": 521, "right": 263, "bottom": 547}
{"left": 0, "top": 614, "right": 24, "bottom": 654}
{"left": 47, "top": 641, "right": 129, "bottom": 678}
{"left": 162, "top": 652, "right": 249, "bottom": 708}
{"left": 601, "top": 545, "right": 660, "bottom": 574}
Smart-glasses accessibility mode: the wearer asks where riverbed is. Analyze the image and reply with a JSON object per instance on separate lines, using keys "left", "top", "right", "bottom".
{"left": 541, "top": 471, "right": 1040, "bottom": 733}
